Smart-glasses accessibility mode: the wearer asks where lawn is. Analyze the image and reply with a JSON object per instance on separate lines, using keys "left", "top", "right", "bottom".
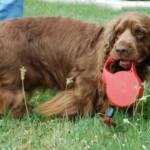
{"left": 0, "top": 0, "right": 150, "bottom": 149}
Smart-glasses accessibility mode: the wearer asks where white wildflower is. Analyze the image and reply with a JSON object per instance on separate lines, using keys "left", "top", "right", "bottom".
{"left": 113, "top": 134, "right": 117, "bottom": 139}
{"left": 142, "top": 145, "right": 147, "bottom": 150}
{"left": 85, "top": 145, "right": 90, "bottom": 150}
{"left": 123, "top": 118, "right": 130, "bottom": 124}
{"left": 0, "top": 119, "right": 3, "bottom": 127}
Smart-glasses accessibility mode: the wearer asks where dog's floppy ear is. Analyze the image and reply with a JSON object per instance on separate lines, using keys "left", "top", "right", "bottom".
{"left": 98, "top": 18, "right": 120, "bottom": 68}
{"left": 98, "top": 19, "right": 120, "bottom": 70}
{"left": 103, "top": 18, "right": 120, "bottom": 57}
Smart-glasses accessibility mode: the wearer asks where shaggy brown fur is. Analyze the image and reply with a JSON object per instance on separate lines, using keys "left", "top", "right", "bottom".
{"left": 0, "top": 13, "right": 150, "bottom": 118}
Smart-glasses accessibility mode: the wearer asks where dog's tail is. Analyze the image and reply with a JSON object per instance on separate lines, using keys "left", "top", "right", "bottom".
{"left": 35, "top": 90, "right": 78, "bottom": 117}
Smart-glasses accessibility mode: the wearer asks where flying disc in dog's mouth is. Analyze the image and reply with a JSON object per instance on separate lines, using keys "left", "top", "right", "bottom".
{"left": 102, "top": 57, "right": 144, "bottom": 108}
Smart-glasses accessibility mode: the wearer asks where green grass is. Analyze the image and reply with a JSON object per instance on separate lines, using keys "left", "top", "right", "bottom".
{"left": 0, "top": 0, "right": 150, "bottom": 149}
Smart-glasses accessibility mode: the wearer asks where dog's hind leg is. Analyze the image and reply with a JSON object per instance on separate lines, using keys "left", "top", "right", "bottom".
{"left": 0, "top": 89, "right": 31, "bottom": 118}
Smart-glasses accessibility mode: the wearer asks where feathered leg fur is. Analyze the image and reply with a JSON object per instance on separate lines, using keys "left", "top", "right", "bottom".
{"left": 36, "top": 72, "right": 98, "bottom": 118}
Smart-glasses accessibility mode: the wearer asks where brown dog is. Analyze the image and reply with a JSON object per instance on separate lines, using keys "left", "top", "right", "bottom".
{"left": 0, "top": 13, "right": 150, "bottom": 118}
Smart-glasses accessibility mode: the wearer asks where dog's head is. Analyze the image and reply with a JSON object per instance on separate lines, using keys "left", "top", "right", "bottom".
{"left": 103, "top": 12, "right": 150, "bottom": 69}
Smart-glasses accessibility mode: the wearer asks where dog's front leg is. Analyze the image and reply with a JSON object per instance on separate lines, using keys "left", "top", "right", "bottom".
{"left": 36, "top": 73, "right": 98, "bottom": 118}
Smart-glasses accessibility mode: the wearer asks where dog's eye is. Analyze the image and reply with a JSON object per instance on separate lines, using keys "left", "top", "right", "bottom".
{"left": 115, "top": 29, "right": 122, "bottom": 38}
{"left": 134, "top": 28, "right": 145, "bottom": 40}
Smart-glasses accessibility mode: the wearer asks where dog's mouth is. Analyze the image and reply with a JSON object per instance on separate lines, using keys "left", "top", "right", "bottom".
{"left": 109, "top": 56, "right": 147, "bottom": 72}
{"left": 119, "top": 60, "right": 131, "bottom": 69}
{"left": 119, "top": 56, "right": 146, "bottom": 69}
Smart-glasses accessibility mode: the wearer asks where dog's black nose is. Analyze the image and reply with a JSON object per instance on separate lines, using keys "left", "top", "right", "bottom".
{"left": 116, "top": 46, "right": 128, "bottom": 53}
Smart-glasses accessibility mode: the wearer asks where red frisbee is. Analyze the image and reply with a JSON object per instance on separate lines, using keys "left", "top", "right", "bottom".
{"left": 101, "top": 57, "right": 144, "bottom": 108}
